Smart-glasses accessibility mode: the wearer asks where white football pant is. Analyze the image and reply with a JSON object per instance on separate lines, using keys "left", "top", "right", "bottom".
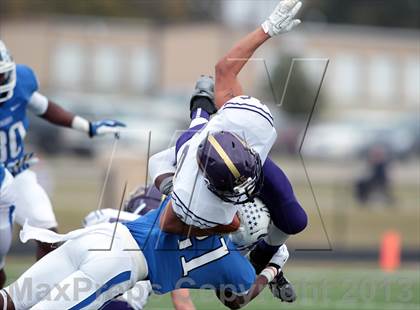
{"left": 5, "top": 223, "right": 148, "bottom": 309}
{"left": 0, "top": 169, "right": 16, "bottom": 269}
{"left": 13, "top": 169, "right": 57, "bottom": 229}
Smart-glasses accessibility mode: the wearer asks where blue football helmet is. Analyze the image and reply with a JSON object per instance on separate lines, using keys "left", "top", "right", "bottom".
{"left": 197, "top": 131, "right": 263, "bottom": 204}
{"left": 0, "top": 40, "right": 16, "bottom": 103}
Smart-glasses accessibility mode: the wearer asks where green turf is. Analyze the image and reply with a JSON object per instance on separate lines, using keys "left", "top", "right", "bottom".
{"left": 6, "top": 258, "right": 419, "bottom": 310}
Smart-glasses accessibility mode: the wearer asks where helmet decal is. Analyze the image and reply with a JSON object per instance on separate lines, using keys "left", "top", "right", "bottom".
{"left": 207, "top": 133, "right": 241, "bottom": 179}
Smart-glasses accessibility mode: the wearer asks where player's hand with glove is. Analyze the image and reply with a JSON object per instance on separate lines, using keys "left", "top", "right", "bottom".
{"left": 89, "top": 119, "right": 126, "bottom": 138}
{"left": 7, "top": 152, "right": 39, "bottom": 176}
{"left": 262, "top": 0, "right": 302, "bottom": 37}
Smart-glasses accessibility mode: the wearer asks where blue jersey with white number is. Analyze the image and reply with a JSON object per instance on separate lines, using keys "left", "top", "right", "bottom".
{"left": 124, "top": 197, "right": 256, "bottom": 294}
{"left": 0, "top": 64, "right": 38, "bottom": 167}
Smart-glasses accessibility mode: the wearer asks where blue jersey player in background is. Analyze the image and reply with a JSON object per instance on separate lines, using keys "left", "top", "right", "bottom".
{"left": 0, "top": 164, "right": 16, "bottom": 288}
{"left": 0, "top": 40, "right": 125, "bottom": 267}
{"left": 1, "top": 194, "right": 289, "bottom": 309}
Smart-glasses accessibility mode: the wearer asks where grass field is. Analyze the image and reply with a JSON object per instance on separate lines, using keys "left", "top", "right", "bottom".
{"left": 6, "top": 258, "right": 419, "bottom": 310}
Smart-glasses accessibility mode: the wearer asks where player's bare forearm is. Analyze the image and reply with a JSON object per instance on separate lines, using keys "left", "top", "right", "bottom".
{"left": 215, "top": 27, "right": 269, "bottom": 108}
{"left": 40, "top": 100, "right": 75, "bottom": 127}
{"left": 216, "top": 275, "right": 269, "bottom": 309}
{"left": 40, "top": 101, "right": 125, "bottom": 137}
{"left": 216, "top": 28, "right": 269, "bottom": 78}
{"left": 160, "top": 202, "right": 240, "bottom": 236}
{"left": 171, "top": 289, "right": 196, "bottom": 310}
{"left": 215, "top": 0, "right": 303, "bottom": 108}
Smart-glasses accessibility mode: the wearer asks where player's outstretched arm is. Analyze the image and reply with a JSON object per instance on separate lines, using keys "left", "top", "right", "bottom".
{"left": 216, "top": 245, "right": 289, "bottom": 309}
{"left": 28, "top": 93, "right": 125, "bottom": 137}
{"left": 215, "top": 0, "right": 302, "bottom": 108}
{"left": 215, "top": 28, "right": 269, "bottom": 108}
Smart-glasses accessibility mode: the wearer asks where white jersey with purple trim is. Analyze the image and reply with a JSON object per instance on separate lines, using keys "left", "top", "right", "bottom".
{"left": 172, "top": 95, "right": 277, "bottom": 228}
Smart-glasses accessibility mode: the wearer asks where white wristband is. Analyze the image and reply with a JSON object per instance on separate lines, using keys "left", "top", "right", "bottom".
{"left": 71, "top": 116, "right": 90, "bottom": 133}
{"left": 261, "top": 21, "right": 271, "bottom": 36}
{"left": 260, "top": 266, "right": 278, "bottom": 283}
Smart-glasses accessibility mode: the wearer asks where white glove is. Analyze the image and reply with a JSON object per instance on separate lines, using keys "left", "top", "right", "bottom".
{"left": 268, "top": 244, "right": 289, "bottom": 270}
{"left": 262, "top": 0, "right": 302, "bottom": 37}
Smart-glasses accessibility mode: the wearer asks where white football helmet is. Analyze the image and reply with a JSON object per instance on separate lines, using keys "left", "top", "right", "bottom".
{"left": 230, "top": 198, "right": 271, "bottom": 251}
{"left": 0, "top": 40, "right": 16, "bottom": 103}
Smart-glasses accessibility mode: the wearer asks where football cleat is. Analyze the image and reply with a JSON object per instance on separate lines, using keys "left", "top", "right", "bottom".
{"left": 269, "top": 271, "right": 297, "bottom": 303}
{"left": 190, "top": 75, "right": 217, "bottom": 116}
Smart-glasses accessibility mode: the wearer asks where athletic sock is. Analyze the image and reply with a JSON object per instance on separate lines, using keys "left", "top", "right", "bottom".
{"left": 189, "top": 106, "right": 210, "bottom": 129}
{"left": 190, "top": 97, "right": 215, "bottom": 119}
{"left": 191, "top": 108, "right": 210, "bottom": 121}
{"left": 249, "top": 239, "right": 280, "bottom": 274}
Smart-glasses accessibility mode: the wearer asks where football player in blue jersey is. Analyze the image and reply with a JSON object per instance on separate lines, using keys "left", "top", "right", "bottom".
{"left": 0, "top": 192, "right": 289, "bottom": 309}
{"left": 83, "top": 185, "right": 196, "bottom": 310}
{"left": 0, "top": 40, "right": 126, "bottom": 260}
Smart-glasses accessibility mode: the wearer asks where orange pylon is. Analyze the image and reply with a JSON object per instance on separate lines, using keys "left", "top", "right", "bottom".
{"left": 380, "top": 230, "right": 401, "bottom": 272}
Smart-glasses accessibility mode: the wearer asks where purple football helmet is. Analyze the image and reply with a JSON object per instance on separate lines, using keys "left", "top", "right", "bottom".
{"left": 124, "top": 185, "right": 162, "bottom": 215}
{"left": 197, "top": 131, "right": 263, "bottom": 204}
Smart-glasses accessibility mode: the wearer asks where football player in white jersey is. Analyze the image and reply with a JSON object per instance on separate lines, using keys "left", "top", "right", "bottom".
{"left": 151, "top": 0, "right": 306, "bottom": 301}
{"left": 0, "top": 40, "right": 126, "bottom": 260}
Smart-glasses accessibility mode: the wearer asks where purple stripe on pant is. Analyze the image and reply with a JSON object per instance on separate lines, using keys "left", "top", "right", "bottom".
{"left": 259, "top": 158, "right": 308, "bottom": 235}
